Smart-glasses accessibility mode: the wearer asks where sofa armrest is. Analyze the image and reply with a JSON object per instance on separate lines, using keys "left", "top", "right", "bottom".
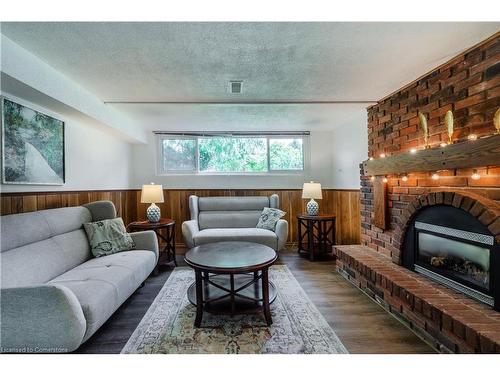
{"left": 130, "top": 230, "right": 159, "bottom": 261}
{"left": 182, "top": 220, "right": 200, "bottom": 249}
{"left": 0, "top": 284, "right": 86, "bottom": 353}
{"left": 275, "top": 219, "right": 289, "bottom": 251}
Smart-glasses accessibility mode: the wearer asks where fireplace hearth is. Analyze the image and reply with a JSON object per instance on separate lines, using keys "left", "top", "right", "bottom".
{"left": 403, "top": 205, "right": 499, "bottom": 311}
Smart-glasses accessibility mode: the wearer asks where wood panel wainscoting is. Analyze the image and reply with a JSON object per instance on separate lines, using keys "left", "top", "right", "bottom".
{"left": 0, "top": 189, "right": 361, "bottom": 247}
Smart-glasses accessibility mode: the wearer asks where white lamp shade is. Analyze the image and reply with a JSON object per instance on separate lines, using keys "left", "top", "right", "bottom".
{"left": 141, "top": 183, "right": 164, "bottom": 203}
{"left": 302, "top": 182, "right": 322, "bottom": 199}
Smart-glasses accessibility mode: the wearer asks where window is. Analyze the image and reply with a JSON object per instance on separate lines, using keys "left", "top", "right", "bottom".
{"left": 162, "top": 138, "right": 196, "bottom": 172}
{"left": 199, "top": 137, "right": 268, "bottom": 173}
{"left": 157, "top": 132, "right": 307, "bottom": 175}
{"left": 269, "top": 138, "right": 304, "bottom": 171}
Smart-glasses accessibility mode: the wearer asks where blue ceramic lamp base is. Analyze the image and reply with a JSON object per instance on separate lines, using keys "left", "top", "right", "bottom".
{"left": 306, "top": 199, "right": 319, "bottom": 216}
{"left": 147, "top": 203, "right": 161, "bottom": 223}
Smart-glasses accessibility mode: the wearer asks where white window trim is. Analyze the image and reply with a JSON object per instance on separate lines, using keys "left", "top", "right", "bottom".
{"left": 156, "top": 133, "right": 309, "bottom": 176}
{"left": 156, "top": 134, "right": 198, "bottom": 175}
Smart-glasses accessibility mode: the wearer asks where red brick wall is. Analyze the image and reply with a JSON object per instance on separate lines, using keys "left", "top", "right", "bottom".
{"left": 361, "top": 32, "right": 500, "bottom": 263}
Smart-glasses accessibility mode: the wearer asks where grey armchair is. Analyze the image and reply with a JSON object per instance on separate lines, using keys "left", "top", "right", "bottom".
{"left": 182, "top": 194, "right": 288, "bottom": 251}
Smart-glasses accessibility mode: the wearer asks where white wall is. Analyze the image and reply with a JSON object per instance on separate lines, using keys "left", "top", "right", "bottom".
{"left": 0, "top": 94, "right": 132, "bottom": 192}
{"left": 1, "top": 93, "right": 367, "bottom": 192}
{"left": 0, "top": 91, "right": 367, "bottom": 193}
{"left": 331, "top": 120, "right": 368, "bottom": 189}
{"left": 130, "top": 128, "right": 365, "bottom": 190}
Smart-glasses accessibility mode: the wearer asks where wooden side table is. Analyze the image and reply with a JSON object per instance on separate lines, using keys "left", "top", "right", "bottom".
{"left": 127, "top": 218, "right": 177, "bottom": 267}
{"left": 297, "top": 214, "right": 336, "bottom": 261}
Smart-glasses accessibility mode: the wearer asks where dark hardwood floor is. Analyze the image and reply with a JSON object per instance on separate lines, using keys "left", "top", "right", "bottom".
{"left": 76, "top": 249, "right": 435, "bottom": 354}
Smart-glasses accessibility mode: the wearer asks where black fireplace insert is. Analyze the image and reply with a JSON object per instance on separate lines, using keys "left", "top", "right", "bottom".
{"left": 403, "top": 205, "right": 499, "bottom": 311}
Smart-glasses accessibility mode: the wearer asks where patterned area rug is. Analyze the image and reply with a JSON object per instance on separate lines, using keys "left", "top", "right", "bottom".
{"left": 121, "top": 265, "right": 348, "bottom": 354}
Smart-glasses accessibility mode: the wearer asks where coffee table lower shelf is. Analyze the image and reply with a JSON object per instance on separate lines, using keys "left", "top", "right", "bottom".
{"left": 187, "top": 273, "right": 277, "bottom": 326}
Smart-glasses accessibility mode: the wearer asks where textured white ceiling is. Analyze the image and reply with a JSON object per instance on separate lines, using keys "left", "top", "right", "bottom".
{"left": 2, "top": 22, "right": 499, "bottom": 102}
{"left": 110, "top": 102, "right": 369, "bottom": 131}
{"left": 1, "top": 22, "right": 498, "bottom": 131}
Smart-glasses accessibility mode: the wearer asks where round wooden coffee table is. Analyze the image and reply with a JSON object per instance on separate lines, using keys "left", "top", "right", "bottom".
{"left": 184, "top": 241, "right": 278, "bottom": 327}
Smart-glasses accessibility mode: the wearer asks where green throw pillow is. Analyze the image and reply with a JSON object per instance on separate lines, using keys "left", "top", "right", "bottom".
{"left": 256, "top": 207, "right": 286, "bottom": 232}
{"left": 83, "top": 217, "right": 135, "bottom": 258}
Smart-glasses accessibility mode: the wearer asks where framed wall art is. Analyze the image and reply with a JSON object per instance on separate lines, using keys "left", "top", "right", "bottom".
{"left": 1, "top": 97, "right": 65, "bottom": 185}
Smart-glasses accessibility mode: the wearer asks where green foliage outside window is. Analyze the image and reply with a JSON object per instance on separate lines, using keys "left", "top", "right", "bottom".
{"left": 163, "top": 139, "right": 196, "bottom": 171}
{"left": 269, "top": 138, "right": 303, "bottom": 170}
{"left": 199, "top": 137, "right": 267, "bottom": 172}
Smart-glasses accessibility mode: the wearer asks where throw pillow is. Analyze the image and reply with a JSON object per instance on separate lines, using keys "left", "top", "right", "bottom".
{"left": 83, "top": 217, "right": 135, "bottom": 258}
{"left": 256, "top": 207, "right": 286, "bottom": 231}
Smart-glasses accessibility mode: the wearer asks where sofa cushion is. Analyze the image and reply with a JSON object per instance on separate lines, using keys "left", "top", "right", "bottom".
{"left": 48, "top": 250, "right": 156, "bottom": 341}
{"left": 1, "top": 229, "right": 92, "bottom": 289}
{"left": 198, "top": 210, "right": 262, "bottom": 230}
{"left": 1, "top": 206, "right": 91, "bottom": 252}
{"left": 194, "top": 228, "right": 278, "bottom": 250}
{"left": 83, "top": 201, "right": 117, "bottom": 221}
{"left": 198, "top": 196, "right": 269, "bottom": 211}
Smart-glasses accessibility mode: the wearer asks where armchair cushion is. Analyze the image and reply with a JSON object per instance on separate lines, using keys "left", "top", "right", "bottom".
{"left": 194, "top": 228, "right": 278, "bottom": 249}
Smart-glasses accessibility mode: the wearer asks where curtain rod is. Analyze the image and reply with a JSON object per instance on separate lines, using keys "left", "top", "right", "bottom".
{"left": 153, "top": 131, "right": 311, "bottom": 136}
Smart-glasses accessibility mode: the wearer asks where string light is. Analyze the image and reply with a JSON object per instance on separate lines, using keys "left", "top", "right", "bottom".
{"left": 468, "top": 134, "right": 478, "bottom": 141}
{"left": 368, "top": 131, "right": 489, "bottom": 187}
{"left": 471, "top": 169, "right": 480, "bottom": 180}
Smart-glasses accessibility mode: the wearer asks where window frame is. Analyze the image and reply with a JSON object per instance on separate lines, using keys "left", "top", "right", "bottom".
{"left": 156, "top": 133, "right": 309, "bottom": 176}
{"left": 156, "top": 134, "right": 199, "bottom": 175}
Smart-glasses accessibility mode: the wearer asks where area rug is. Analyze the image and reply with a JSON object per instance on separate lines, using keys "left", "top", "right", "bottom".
{"left": 121, "top": 265, "right": 348, "bottom": 354}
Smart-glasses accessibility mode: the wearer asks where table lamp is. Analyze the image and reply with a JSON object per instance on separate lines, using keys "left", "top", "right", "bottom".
{"left": 141, "top": 183, "right": 164, "bottom": 223}
{"left": 302, "top": 181, "right": 322, "bottom": 216}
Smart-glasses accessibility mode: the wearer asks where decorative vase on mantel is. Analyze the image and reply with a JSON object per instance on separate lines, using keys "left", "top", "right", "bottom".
{"left": 418, "top": 112, "right": 430, "bottom": 149}
{"left": 445, "top": 110, "right": 454, "bottom": 144}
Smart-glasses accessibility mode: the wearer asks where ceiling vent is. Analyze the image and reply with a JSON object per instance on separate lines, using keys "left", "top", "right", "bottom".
{"left": 229, "top": 80, "right": 243, "bottom": 94}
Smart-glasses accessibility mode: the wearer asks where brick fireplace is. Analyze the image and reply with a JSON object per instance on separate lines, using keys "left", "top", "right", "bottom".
{"left": 361, "top": 32, "right": 500, "bottom": 262}
{"left": 335, "top": 32, "right": 500, "bottom": 353}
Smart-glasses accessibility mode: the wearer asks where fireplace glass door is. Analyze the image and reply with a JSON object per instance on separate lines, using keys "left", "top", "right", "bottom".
{"left": 414, "top": 221, "right": 494, "bottom": 305}
{"left": 417, "top": 232, "right": 490, "bottom": 292}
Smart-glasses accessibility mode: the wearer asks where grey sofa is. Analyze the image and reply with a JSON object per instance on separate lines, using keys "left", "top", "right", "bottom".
{"left": 182, "top": 194, "right": 288, "bottom": 251}
{"left": 0, "top": 201, "right": 158, "bottom": 353}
